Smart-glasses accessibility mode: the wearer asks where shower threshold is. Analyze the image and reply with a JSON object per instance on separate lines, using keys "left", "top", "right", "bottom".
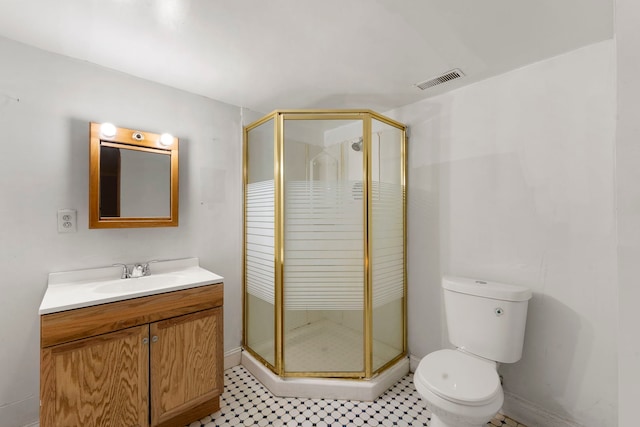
{"left": 242, "top": 319, "right": 409, "bottom": 401}
{"left": 241, "top": 351, "right": 409, "bottom": 401}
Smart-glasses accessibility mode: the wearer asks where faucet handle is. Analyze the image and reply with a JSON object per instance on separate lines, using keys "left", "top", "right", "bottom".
{"left": 142, "top": 260, "right": 159, "bottom": 276}
{"left": 113, "top": 263, "right": 130, "bottom": 279}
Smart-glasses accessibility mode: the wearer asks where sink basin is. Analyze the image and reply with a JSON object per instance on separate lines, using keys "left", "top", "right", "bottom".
{"left": 93, "top": 275, "right": 183, "bottom": 294}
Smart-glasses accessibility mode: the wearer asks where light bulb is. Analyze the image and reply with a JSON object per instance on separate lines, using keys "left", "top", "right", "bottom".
{"left": 159, "top": 133, "right": 174, "bottom": 146}
{"left": 100, "top": 122, "right": 117, "bottom": 138}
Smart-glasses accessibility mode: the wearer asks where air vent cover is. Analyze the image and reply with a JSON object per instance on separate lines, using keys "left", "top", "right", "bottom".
{"left": 416, "top": 69, "right": 465, "bottom": 90}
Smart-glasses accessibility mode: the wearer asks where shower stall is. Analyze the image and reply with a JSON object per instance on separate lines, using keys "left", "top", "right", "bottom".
{"left": 243, "top": 110, "right": 406, "bottom": 386}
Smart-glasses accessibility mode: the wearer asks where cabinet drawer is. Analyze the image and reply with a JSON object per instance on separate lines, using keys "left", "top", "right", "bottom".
{"left": 41, "top": 283, "right": 223, "bottom": 348}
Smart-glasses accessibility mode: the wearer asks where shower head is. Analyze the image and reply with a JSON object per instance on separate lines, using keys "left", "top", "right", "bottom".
{"left": 351, "top": 137, "right": 363, "bottom": 152}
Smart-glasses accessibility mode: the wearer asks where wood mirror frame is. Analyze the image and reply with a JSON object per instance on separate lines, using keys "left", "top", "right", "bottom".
{"left": 89, "top": 122, "right": 179, "bottom": 228}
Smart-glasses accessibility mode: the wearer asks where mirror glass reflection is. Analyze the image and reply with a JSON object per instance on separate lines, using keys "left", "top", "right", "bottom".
{"left": 99, "top": 145, "right": 171, "bottom": 218}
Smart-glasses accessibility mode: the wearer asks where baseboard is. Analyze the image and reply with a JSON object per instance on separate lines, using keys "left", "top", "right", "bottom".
{"left": 23, "top": 423, "right": 39, "bottom": 427}
{"left": 409, "top": 354, "right": 422, "bottom": 372}
{"left": 502, "top": 391, "right": 584, "bottom": 427}
{"left": 0, "top": 396, "right": 38, "bottom": 427}
{"left": 224, "top": 347, "right": 242, "bottom": 371}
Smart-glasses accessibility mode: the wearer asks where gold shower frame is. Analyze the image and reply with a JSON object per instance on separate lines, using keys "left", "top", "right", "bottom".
{"left": 242, "top": 110, "right": 407, "bottom": 379}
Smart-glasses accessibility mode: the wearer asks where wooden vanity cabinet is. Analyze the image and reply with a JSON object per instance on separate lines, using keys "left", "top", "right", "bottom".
{"left": 40, "top": 283, "right": 223, "bottom": 427}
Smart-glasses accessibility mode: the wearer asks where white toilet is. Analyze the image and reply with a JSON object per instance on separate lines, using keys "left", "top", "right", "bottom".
{"left": 414, "top": 276, "right": 532, "bottom": 427}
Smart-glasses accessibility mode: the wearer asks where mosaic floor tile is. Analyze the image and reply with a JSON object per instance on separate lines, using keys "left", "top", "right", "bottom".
{"left": 185, "top": 365, "right": 525, "bottom": 427}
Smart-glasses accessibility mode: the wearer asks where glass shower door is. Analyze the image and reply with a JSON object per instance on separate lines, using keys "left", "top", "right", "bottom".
{"left": 282, "top": 117, "right": 365, "bottom": 376}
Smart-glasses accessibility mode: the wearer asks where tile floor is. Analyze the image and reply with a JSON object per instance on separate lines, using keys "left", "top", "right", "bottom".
{"left": 185, "top": 365, "right": 527, "bottom": 427}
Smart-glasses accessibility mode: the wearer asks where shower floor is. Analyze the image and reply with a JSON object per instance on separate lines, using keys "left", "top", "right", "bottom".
{"left": 252, "top": 318, "right": 401, "bottom": 374}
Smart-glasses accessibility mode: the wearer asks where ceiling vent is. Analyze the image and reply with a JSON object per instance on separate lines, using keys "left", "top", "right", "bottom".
{"left": 415, "top": 68, "right": 465, "bottom": 90}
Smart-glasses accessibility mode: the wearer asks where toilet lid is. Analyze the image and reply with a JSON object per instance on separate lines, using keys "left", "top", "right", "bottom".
{"left": 415, "top": 349, "right": 501, "bottom": 406}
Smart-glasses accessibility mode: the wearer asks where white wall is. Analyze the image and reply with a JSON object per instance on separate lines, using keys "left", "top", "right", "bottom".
{"left": 0, "top": 37, "right": 244, "bottom": 426}
{"left": 387, "top": 40, "right": 617, "bottom": 427}
{"left": 615, "top": 0, "right": 640, "bottom": 425}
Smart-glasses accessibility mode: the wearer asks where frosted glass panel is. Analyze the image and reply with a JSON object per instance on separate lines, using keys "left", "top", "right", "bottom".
{"left": 371, "top": 120, "right": 404, "bottom": 371}
{"left": 283, "top": 119, "right": 365, "bottom": 373}
{"left": 245, "top": 118, "right": 275, "bottom": 366}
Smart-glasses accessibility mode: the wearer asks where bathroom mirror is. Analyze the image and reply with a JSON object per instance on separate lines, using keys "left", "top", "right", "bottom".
{"left": 89, "top": 122, "right": 179, "bottom": 228}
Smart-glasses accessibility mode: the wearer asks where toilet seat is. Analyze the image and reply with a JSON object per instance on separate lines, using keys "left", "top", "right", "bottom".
{"left": 414, "top": 349, "right": 501, "bottom": 406}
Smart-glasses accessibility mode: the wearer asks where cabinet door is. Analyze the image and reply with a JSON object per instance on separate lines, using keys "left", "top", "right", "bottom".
{"left": 150, "top": 307, "right": 223, "bottom": 427}
{"left": 40, "top": 325, "right": 149, "bottom": 427}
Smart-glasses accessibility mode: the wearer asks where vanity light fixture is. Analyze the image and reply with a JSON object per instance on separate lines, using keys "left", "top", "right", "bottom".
{"left": 159, "top": 133, "right": 174, "bottom": 146}
{"left": 100, "top": 122, "right": 117, "bottom": 138}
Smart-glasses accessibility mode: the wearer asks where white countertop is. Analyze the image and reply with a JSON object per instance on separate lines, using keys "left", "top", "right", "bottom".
{"left": 39, "top": 258, "right": 223, "bottom": 315}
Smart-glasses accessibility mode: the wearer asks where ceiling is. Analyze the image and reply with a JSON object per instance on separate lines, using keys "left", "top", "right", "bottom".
{"left": 0, "top": 0, "right": 613, "bottom": 113}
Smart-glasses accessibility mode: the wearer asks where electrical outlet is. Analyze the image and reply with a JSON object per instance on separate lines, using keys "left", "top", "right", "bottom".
{"left": 57, "top": 209, "right": 77, "bottom": 233}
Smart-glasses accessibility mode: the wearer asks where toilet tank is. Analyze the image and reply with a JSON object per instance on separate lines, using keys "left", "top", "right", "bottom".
{"left": 443, "top": 276, "right": 532, "bottom": 363}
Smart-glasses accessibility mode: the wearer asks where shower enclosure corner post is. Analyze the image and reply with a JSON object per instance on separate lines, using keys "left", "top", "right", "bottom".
{"left": 363, "top": 112, "right": 373, "bottom": 378}
{"left": 402, "top": 127, "right": 408, "bottom": 356}
{"left": 242, "top": 123, "right": 248, "bottom": 352}
{"left": 274, "top": 112, "right": 285, "bottom": 376}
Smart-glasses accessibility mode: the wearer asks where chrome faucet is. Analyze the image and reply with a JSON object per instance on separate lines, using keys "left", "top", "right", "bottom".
{"left": 114, "top": 260, "right": 158, "bottom": 279}
{"left": 130, "top": 264, "right": 145, "bottom": 278}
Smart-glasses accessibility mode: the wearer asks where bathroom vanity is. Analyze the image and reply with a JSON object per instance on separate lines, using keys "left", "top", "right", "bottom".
{"left": 38, "top": 258, "right": 224, "bottom": 427}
